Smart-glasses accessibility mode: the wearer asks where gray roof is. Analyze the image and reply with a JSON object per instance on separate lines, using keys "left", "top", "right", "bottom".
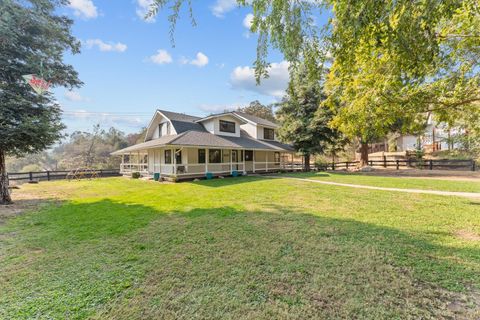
{"left": 112, "top": 130, "right": 294, "bottom": 154}
{"left": 111, "top": 134, "right": 181, "bottom": 155}
{"left": 233, "top": 111, "right": 278, "bottom": 128}
{"left": 158, "top": 109, "right": 201, "bottom": 122}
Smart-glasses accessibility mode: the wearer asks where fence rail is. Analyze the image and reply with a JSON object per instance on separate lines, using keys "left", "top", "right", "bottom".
{"left": 8, "top": 169, "right": 121, "bottom": 182}
{"left": 318, "top": 159, "right": 476, "bottom": 172}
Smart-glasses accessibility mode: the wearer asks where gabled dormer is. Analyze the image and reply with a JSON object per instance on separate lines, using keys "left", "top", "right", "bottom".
{"left": 233, "top": 112, "right": 279, "bottom": 141}
{"left": 195, "top": 113, "right": 247, "bottom": 138}
{"left": 144, "top": 109, "right": 203, "bottom": 141}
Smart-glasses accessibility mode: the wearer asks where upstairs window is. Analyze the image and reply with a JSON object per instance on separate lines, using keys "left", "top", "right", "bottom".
{"left": 264, "top": 128, "right": 275, "bottom": 140}
{"left": 158, "top": 122, "right": 171, "bottom": 137}
{"left": 158, "top": 123, "right": 164, "bottom": 137}
{"left": 219, "top": 120, "right": 236, "bottom": 133}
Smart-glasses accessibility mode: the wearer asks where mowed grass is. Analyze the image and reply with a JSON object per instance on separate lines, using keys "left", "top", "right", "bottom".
{"left": 0, "top": 176, "right": 479, "bottom": 319}
{"left": 283, "top": 171, "right": 480, "bottom": 193}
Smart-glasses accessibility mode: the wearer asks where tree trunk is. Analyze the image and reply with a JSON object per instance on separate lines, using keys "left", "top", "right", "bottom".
{"left": 304, "top": 154, "right": 311, "bottom": 172}
{"left": 359, "top": 142, "right": 369, "bottom": 167}
{"left": 0, "top": 150, "right": 12, "bottom": 205}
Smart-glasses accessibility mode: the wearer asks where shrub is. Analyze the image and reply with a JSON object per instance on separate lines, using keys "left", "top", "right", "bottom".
{"left": 131, "top": 172, "right": 141, "bottom": 179}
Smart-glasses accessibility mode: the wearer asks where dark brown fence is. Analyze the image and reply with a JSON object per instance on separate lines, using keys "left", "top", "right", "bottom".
{"left": 8, "top": 169, "right": 121, "bottom": 182}
{"left": 317, "top": 159, "right": 476, "bottom": 172}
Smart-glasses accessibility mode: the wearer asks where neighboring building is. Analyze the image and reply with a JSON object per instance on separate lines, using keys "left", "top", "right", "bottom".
{"left": 369, "top": 115, "right": 466, "bottom": 155}
{"left": 112, "top": 109, "right": 296, "bottom": 179}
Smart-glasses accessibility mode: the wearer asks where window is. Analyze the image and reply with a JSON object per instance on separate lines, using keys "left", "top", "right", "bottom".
{"left": 164, "top": 150, "right": 172, "bottom": 164}
{"left": 245, "top": 150, "right": 253, "bottom": 161}
{"left": 274, "top": 152, "right": 280, "bottom": 165}
{"left": 175, "top": 149, "right": 182, "bottom": 164}
{"left": 209, "top": 149, "right": 222, "bottom": 163}
{"left": 219, "top": 120, "right": 236, "bottom": 133}
{"left": 198, "top": 149, "right": 206, "bottom": 163}
{"left": 264, "top": 128, "right": 275, "bottom": 140}
{"left": 158, "top": 123, "right": 164, "bottom": 137}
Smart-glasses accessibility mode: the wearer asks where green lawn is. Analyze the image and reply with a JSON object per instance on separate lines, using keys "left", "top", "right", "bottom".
{"left": 1, "top": 176, "right": 479, "bottom": 319}
{"left": 283, "top": 171, "right": 480, "bottom": 193}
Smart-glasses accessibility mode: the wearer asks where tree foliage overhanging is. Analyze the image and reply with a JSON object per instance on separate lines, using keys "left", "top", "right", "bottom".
{"left": 148, "top": 0, "right": 480, "bottom": 147}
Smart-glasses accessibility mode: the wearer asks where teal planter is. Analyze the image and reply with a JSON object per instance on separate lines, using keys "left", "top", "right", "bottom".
{"left": 231, "top": 170, "right": 238, "bottom": 177}
{"left": 205, "top": 172, "right": 213, "bottom": 180}
{"left": 153, "top": 173, "right": 160, "bottom": 181}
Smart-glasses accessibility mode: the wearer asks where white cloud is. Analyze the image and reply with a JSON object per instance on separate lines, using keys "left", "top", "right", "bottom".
{"left": 190, "top": 52, "right": 209, "bottom": 67}
{"left": 64, "top": 90, "right": 88, "bottom": 102}
{"left": 243, "top": 13, "right": 254, "bottom": 29}
{"left": 149, "top": 49, "right": 173, "bottom": 64}
{"left": 230, "top": 61, "right": 290, "bottom": 98}
{"left": 211, "top": 0, "right": 237, "bottom": 17}
{"left": 180, "top": 52, "right": 209, "bottom": 67}
{"left": 136, "top": 0, "right": 155, "bottom": 23}
{"left": 68, "top": 0, "right": 98, "bottom": 19}
{"left": 86, "top": 39, "right": 127, "bottom": 52}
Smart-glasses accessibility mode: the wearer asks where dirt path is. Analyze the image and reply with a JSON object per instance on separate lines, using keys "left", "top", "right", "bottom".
{"left": 269, "top": 176, "right": 480, "bottom": 199}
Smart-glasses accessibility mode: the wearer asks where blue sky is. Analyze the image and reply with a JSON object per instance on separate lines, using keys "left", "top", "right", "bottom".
{"left": 55, "top": 0, "right": 327, "bottom": 134}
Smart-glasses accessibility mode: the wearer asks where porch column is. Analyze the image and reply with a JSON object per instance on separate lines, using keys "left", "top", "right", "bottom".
{"left": 173, "top": 148, "right": 176, "bottom": 175}
{"left": 230, "top": 149, "right": 233, "bottom": 173}
{"left": 205, "top": 148, "right": 209, "bottom": 174}
{"left": 242, "top": 150, "right": 246, "bottom": 174}
{"left": 265, "top": 152, "right": 268, "bottom": 172}
{"left": 129, "top": 152, "right": 132, "bottom": 171}
{"left": 253, "top": 151, "right": 256, "bottom": 173}
{"left": 291, "top": 153, "right": 294, "bottom": 170}
{"left": 137, "top": 151, "right": 140, "bottom": 172}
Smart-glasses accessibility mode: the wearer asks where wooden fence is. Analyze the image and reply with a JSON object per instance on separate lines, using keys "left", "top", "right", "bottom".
{"left": 318, "top": 159, "right": 476, "bottom": 172}
{"left": 8, "top": 169, "right": 121, "bottom": 182}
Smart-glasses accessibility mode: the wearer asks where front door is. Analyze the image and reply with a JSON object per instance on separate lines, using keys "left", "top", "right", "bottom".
{"left": 244, "top": 150, "right": 254, "bottom": 172}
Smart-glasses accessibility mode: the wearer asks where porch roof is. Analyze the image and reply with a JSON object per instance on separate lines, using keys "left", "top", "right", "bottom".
{"left": 111, "top": 130, "right": 295, "bottom": 155}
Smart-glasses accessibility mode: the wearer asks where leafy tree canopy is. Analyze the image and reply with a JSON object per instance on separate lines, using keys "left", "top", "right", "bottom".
{"left": 237, "top": 100, "right": 276, "bottom": 123}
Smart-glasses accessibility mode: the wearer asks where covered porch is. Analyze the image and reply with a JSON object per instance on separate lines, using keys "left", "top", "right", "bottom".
{"left": 118, "top": 146, "right": 299, "bottom": 179}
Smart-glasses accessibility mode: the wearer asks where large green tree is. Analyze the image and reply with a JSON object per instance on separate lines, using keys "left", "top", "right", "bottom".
{"left": 237, "top": 100, "right": 276, "bottom": 123}
{"left": 0, "top": 0, "right": 81, "bottom": 204}
{"left": 149, "top": 0, "right": 480, "bottom": 164}
{"left": 276, "top": 67, "right": 344, "bottom": 171}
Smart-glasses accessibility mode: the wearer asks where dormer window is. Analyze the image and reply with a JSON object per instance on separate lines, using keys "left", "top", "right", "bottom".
{"left": 264, "top": 128, "right": 275, "bottom": 140}
{"left": 219, "top": 120, "right": 236, "bottom": 133}
{"left": 158, "top": 122, "right": 171, "bottom": 137}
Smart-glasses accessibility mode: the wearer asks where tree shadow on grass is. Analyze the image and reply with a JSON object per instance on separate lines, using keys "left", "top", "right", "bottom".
{"left": 1, "top": 200, "right": 479, "bottom": 319}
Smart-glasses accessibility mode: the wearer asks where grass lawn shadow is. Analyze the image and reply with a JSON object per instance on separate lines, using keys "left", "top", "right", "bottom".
{"left": 1, "top": 199, "right": 479, "bottom": 319}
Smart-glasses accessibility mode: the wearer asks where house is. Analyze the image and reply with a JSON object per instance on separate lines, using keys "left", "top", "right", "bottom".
{"left": 368, "top": 114, "right": 466, "bottom": 156}
{"left": 111, "top": 109, "right": 296, "bottom": 179}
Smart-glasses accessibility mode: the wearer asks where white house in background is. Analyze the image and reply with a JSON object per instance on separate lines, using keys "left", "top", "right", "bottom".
{"left": 111, "top": 109, "right": 296, "bottom": 180}
{"left": 396, "top": 114, "right": 465, "bottom": 152}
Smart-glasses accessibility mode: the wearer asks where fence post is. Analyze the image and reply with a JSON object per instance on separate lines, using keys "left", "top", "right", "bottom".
{"left": 383, "top": 156, "right": 387, "bottom": 168}
{"left": 396, "top": 160, "right": 399, "bottom": 170}
{"left": 407, "top": 158, "right": 411, "bottom": 167}
{"left": 472, "top": 160, "right": 476, "bottom": 172}
{"left": 346, "top": 162, "right": 349, "bottom": 169}
{"left": 29, "top": 172, "right": 33, "bottom": 182}
{"left": 369, "top": 160, "right": 373, "bottom": 167}
{"left": 47, "top": 171, "right": 50, "bottom": 181}
{"left": 429, "top": 160, "right": 433, "bottom": 170}
{"left": 99, "top": 169, "right": 103, "bottom": 177}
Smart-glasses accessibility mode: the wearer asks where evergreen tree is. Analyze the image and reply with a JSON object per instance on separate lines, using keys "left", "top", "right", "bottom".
{"left": 0, "top": 0, "right": 81, "bottom": 204}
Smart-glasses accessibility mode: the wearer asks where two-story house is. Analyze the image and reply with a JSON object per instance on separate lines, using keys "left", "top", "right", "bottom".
{"left": 111, "top": 109, "right": 296, "bottom": 179}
